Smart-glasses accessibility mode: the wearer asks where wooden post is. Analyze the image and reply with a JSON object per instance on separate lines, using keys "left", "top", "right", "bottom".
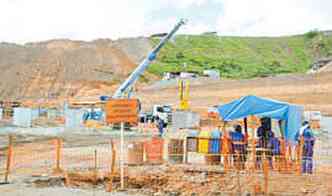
{"left": 252, "top": 184, "right": 258, "bottom": 196}
{"left": 107, "top": 140, "right": 116, "bottom": 192}
{"left": 236, "top": 165, "right": 241, "bottom": 195}
{"left": 248, "top": 116, "right": 258, "bottom": 195}
{"left": 280, "top": 138, "right": 286, "bottom": 172}
{"left": 63, "top": 172, "right": 70, "bottom": 186}
{"left": 4, "top": 135, "right": 13, "bottom": 183}
{"left": 236, "top": 152, "right": 242, "bottom": 194}
{"left": 249, "top": 116, "right": 257, "bottom": 171}
{"left": 183, "top": 137, "right": 187, "bottom": 164}
{"left": 286, "top": 145, "right": 292, "bottom": 172}
{"left": 93, "top": 149, "right": 98, "bottom": 185}
{"left": 53, "top": 138, "right": 63, "bottom": 174}
{"left": 244, "top": 117, "right": 248, "bottom": 143}
{"left": 263, "top": 157, "right": 269, "bottom": 195}
{"left": 252, "top": 139, "right": 256, "bottom": 171}
{"left": 222, "top": 137, "right": 228, "bottom": 171}
{"left": 297, "top": 136, "right": 304, "bottom": 175}
{"left": 120, "top": 122, "right": 125, "bottom": 190}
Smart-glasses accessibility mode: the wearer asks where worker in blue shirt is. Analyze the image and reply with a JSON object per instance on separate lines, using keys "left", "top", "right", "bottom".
{"left": 156, "top": 116, "right": 165, "bottom": 137}
{"left": 267, "top": 132, "right": 280, "bottom": 168}
{"left": 256, "top": 117, "right": 273, "bottom": 169}
{"left": 257, "top": 117, "right": 273, "bottom": 148}
{"left": 296, "top": 121, "right": 315, "bottom": 174}
{"left": 231, "top": 125, "right": 246, "bottom": 170}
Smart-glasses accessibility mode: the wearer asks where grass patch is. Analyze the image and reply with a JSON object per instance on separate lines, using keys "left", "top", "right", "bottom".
{"left": 148, "top": 32, "right": 332, "bottom": 79}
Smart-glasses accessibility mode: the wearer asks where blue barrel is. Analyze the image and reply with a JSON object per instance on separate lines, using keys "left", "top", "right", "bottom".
{"left": 209, "top": 129, "right": 222, "bottom": 154}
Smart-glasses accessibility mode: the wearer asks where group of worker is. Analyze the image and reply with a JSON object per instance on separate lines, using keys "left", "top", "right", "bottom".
{"left": 154, "top": 114, "right": 316, "bottom": 174}
{"left": 229, "top": 118, "right": 315, "bottom": 174}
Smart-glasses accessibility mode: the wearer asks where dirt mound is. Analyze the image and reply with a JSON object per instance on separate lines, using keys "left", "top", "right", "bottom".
{"left": 0, "top": 38, "right": 152, "bottom": 100}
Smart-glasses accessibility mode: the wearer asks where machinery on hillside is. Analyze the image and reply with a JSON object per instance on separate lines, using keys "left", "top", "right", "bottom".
{"left": 178, "top": 79, "right": 190, "bottom": 110}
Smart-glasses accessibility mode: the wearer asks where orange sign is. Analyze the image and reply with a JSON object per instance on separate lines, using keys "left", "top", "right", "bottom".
{"left": 106, "top": 99, "right": 139, "bottom": 124}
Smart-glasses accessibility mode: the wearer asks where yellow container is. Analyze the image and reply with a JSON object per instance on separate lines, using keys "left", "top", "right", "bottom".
{"left": 198, "top": 130, "right": 210, "bottom": 154}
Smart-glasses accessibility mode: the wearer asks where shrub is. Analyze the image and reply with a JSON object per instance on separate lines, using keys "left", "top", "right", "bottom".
{"left": 305, "top": 29, "right": 319, "bottom": 39}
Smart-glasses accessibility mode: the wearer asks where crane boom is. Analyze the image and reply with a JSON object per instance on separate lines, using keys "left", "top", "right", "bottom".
{"left": 112, "top": 19, "right": 186, "bottom": 98}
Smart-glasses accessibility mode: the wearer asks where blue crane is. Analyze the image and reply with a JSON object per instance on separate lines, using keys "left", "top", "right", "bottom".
{"left": 110, "top": 19, "right": 187, "bottom": 99}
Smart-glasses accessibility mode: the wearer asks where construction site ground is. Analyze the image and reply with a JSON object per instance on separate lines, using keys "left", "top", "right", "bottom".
{"left": 0, "top": 72, "right": 331, "bottom": 195}
{"left": 0, "top": 125, "right": 331, "bottom": 196}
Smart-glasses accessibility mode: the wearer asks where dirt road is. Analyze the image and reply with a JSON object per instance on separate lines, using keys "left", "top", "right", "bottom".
{"left": 138, "top": 71, "right": 332, "bottom": 115}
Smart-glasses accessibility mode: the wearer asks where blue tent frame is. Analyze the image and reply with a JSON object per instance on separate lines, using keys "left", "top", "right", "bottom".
{"left": 217, "top": 95, "right": 303, "bottom": 142}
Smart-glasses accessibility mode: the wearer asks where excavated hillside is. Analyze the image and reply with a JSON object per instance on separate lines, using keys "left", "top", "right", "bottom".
{"left": 0, "top": 38, "right": 152, "bottom": 101}
{"left": 1, "top": 32, "right": 332, "bottom": 110}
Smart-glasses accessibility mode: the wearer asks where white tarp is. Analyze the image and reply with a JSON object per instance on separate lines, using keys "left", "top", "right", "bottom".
{"left": 13, "top": 107, "right": 32, "bottom": 127}
{"left": 172, "top": 111, "right": 200, "bottom": 131}
{"left": 65, "top": 109, "right": 85, "bottom": 128}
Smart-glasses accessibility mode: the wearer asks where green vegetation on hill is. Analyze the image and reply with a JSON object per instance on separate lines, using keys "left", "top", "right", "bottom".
{"left": 148, "top": 32, "right": 332, "bottom": 79}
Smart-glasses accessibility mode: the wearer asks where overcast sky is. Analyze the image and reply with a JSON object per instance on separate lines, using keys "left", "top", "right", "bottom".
{"left": 1, "top": 0, "right": 331, "bottom": 43}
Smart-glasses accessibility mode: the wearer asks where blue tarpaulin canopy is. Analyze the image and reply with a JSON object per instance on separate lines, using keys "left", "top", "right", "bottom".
{"left": 217, "top": 95, "right": 303, "bottom": 142}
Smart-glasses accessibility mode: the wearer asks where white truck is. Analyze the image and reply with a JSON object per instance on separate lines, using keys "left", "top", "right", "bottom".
{"left": 152, "top": 105, "right": 172, "bottom": 124}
